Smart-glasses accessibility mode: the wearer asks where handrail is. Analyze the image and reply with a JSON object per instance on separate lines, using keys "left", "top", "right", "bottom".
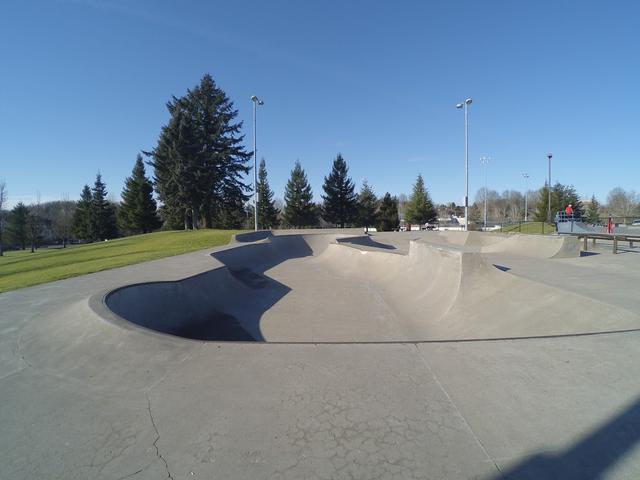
{"left": 564, "top": 231, "right": 640, "bottom": 254}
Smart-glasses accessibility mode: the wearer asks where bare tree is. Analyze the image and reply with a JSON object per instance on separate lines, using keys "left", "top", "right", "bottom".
{"left": 473, "top": 188, "right": 528, "bottom": 223}
{"left": 503, "top": 190, "right": 524, "bottom": 220}
{"left": 0, "top": 181, "right": 7, "bottom": 256}
{"left": 54, "top": 193, "right": 74, "bottom": 248}
{"left": 396, "top": 193, "right": 408, "bottom": 221}
{"left": 525, "top": 189, "right": 539, "bottom": 221}
{"left": 606, "top": 187, "right": 638, "bottom": 219}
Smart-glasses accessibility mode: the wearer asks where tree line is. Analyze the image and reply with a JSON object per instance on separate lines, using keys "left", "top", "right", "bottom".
{"left": 468, "top": 183, "right": 640, "bottom": 225}
{"left": 0, "top": 148, "right": 438, "bottom": 255}
{"left": 2, "top": 72, "right": 639, "bottom": 254}
{"left": 259, "top": 155, "right": 437, "bottom": 231}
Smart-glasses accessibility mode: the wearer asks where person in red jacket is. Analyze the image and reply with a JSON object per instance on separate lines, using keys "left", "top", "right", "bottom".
{"left": 565, "top": 204, "right": 573, "bottom": 217}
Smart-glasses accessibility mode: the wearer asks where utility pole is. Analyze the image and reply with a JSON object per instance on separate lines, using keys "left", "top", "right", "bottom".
{"left": 480, "top": 156, "right": 490, "bottom": 230}
{"left": 456, "top": 98, "right": 473, "bottom": 231}
{"left": 251, "top": 95, "right": 264, "bottom": 231}
{"left": 522, "top": 173, "right": 530, "bottom": 221}
{"left": 547, "top": 153, "right": 552, "bottom": 223}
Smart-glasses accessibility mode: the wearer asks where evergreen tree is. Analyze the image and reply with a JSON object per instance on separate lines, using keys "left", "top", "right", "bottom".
{"left": 553, "top": 183, "right": 584, "bottom": 218}
{"left": 213, "top": 194, "right": 247, "bottom": 229}
{"left": 0, "top": 181, "right": 6, "bottom": 256}
{"left": 377, "top": 193, "right": 399, "bottom": 231}
{"left": 27, "top": 205, "right": 41, "bottom": 253}
{"left": 147, "top": 74, "right": 251, "bottom": 229}
{"left": 156, "top": 202, "right": 189, "bottom": 230}
{"left": 321, "top": 154, "right": 357, "bottom": 227}
{"left": 256, "top": 158, "right": 280, "bottom": 229}
{"left": 7, "top": 202, "right": 29, "bottom": 250}
{"left": 284, "top": 160, "right": 317, "bottom": 228}
{"left": 356, "top": 180, "right": 378, "bottom": 232}
{"left": 585, "top": 195, "right": 601, "bottom": 224}
{"left": 533, "top": 184, "right": 551, "bottom": 222}
{"left": 405, "top": 174, "right": 437, "bottom": 225}
{"left": 152, "top": 107, "right": 202, "bottom": 229}
{"left": 73, "top": 185, "right": 94, "bottom": 240}
{"left": 534, "top": 182, "right": 584, "bottom": 222}
{"left": 91, "top": 173, "right": 118, "bottom": 241}
{"left": 119, "top": 154, "right": 161, "bottom": 234}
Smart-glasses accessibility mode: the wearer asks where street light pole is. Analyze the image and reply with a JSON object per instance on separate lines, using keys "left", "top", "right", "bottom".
{"left": 480, "top": 156, "right": 490, "bottom": 230}
{"left": 522, "top": 173, "right": 530, "bottom": 221}
{"left": 547, "top": 153, "right": 552, "bottom": 223}
{"left": 251, "top": 95, "right": 264, "bottom": 231}
{"left": 456, "top": 98, "right": 473, "bottom": 231}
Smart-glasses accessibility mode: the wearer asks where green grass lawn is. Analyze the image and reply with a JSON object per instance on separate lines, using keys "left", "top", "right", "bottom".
{"left": 0, "top": 229, "right": 241, "bottom": 293}
{"left": 494, "top": 222, "right": 556, "bottom": 234}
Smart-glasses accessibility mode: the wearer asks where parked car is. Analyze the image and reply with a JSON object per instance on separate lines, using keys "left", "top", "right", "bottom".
{"left": 632, "top": 219, "right": 640, "bottom": 226}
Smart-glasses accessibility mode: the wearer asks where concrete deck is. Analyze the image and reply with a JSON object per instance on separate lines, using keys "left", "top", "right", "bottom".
{"left": 1, "top": 230, "right": 640, "bottom": 479}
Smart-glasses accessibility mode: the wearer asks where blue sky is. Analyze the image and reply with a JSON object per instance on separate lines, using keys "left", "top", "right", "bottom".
{"left": 1, "top": 0, "right": 639, "bottom": 208}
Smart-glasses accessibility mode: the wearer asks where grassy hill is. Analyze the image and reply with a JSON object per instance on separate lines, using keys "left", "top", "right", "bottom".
{"left": 494, "top": 222, "right": 556, "bottom": 234}
{"left": 0, "top": 229, "right": 241, "bottom": 293}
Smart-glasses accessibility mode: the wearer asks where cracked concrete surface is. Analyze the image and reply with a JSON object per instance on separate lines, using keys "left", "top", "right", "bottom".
{"left": 2, "top": 231, "right": 640, "bottom": 479}
{"left": 147, "top": 397, "right": 174, "bottom": 480}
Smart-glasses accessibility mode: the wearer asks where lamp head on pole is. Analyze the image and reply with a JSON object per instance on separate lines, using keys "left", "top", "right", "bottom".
{"left": 251, "top": 95, "right": 264, "bottom": 105}
{"left": 547, "top": 153, "right": 552, "bottom": 160}
{"left": 456, "top": 98, "right": 473, "bottom": 109}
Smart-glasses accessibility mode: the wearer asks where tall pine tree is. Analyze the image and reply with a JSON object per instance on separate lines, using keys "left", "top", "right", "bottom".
{"left": 119, "top": 154, "right": 161, "bottom": 234}
{"left": 284, "top": 160, "right": 317, "bottom": 228}
{"left": 585, "top": 195, "right": 601, "bottom": 224}
{"left": 150, "top": 107, "right": 201, "bottom": 229}
{"left": 534, "top": 182, "right": 584, "bottom": 222}
{"left": 256, "top": 158, "right": 280, "bottom": 229}
{"left": 27, "top": 203, "right": 41, "bottom": 253}
{"left": 357, "top": 180, "right": 378, "bottom": 232}
{"left": 405, "top": 174, "right": 437, "bottom": 225}
{"left": 0, "top": 181, "right": 6, "bottom": 256}
{"left": 554, "top": 183, "right": 584, "bottom": 218}
{"left": 377, "top": 193, "right": 399, "bottom": 231}
{"left": 7, "top": 202, "right": 29, "bottom": 250}
{"left": 147, "top": 74, "right": 251, "bottom": 230}
{"left": 91, "top": 173, "right": 118, "bottom": 241}
{"left": 72, "top": 185, "right": 93, "bottom": 240}
{"left": 321, "top": 154, "right": 357, "bottom": 228}
{"left": 534, "top": 184, "right": 551, "bottom": 222}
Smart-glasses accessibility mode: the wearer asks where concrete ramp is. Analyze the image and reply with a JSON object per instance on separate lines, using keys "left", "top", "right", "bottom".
{"left": 478, "top": 233, "right": 581, "bottom": 258}
{"left": 429, "top": 231, "right": 505, "bottom": 248}
{"left": 416, "top": 231, "right": 581, "bottom": 258}
{"left": 103, "top": 232, "right": 639, "bottom": 342}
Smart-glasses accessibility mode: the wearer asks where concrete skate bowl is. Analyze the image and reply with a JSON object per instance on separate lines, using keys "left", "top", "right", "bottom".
{"left": 103, "top": 232, "right": 640, "bottom": 343}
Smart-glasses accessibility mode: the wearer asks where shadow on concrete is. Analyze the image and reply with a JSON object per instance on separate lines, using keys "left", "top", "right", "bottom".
{"left": 493, "top": 264, "right": 511, "bottom": 272}
{"left": 234, "top": 231, "right": 273, "bottom": 243}
{"left": 493, "top": 395, "right": 640, "bottom": 479}
{"left": 105, "top": 235, "right": 316, "bottom": 342}
{"left": 336, "top": 235, "right": 397, "bottom": 250}
{"left": 580, "top": 251, "right": 600, "bottom": 257}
